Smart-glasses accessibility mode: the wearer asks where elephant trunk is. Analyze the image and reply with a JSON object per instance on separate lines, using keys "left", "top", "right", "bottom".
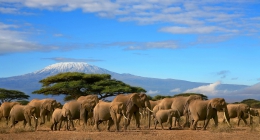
{"left": 223, "top": 107, "right": 231, "bottom": 127}
{"left": 145, "top": 100, "right": 151, "bottom": 129}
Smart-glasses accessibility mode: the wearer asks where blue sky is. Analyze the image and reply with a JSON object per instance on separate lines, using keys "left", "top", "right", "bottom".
{"left": 1, "top": 0, "right": 260, "bottom": 89}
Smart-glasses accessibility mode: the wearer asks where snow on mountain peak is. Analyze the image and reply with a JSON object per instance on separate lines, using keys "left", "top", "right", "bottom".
{"left": 33, "top": 62, "right": 112, "bottom": 75}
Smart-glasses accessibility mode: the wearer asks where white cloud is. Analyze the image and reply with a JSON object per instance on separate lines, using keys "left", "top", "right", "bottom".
{"left": 0, "top": 22, "right": 69, "bottom": 54}
{"left": 1, "top": 0, "right": 259, "bottom": 47}
{"left": 124, "top": 41, "right": 179, "bottom": 50}
{"left": 159, "top": 26, "right": 238, "bottom": 34}
{"left": 185, "top": 81, "right": 221, "bottom": 95}
{"left": 147, "top": 90, "right": 160, "bottom": 95}
{"left": 170, "top": 88, "right": 181, "bottom": 93}
{"left": 232, "top": 83, "right": 260, "bottom": 95}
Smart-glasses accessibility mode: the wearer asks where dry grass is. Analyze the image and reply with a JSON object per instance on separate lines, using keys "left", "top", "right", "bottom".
{"left": 1, "top": 112, "right": 260, "bottom": 140}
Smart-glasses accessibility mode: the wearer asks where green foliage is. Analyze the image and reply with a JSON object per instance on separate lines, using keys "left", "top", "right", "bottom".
{"left": 17, "top": 100, "right": 29, "bottom": 105}
{"left": 240, "top": 99, "right": 260, "bottom": 108}
{"left": 151, "top": 95, "right": 172, "bottom": 101}
{"left": 0, "top": 88, "right": 30, "bottom": 103}
{"left": 33, "top": 72, "right": 146, "bottom": 101}
{"left": 173, "top": 93, "right": 208, "bottom": 100}
{"left": 149, "top": 93, "right": 208, "bottom": 101}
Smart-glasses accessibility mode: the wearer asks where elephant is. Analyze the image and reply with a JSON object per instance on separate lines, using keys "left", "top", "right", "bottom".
{"left": 157, "top": 95, "right": 202, "bottom": 127}
{"left": 93, "top": 101, "right": 128, "bottom": 131}
{"left": 249, "top": 108, "right": 260, "bottom": 124}
{"left": 188, "top": 98, "right": 231, "bottom": 130}
{"left": 223, "top": 103, "right": 250, "bottom": 126}
{"left": 27, "top": 98, "right": 58, "bottom": 126}
{"left": 154, "top": 109, "right": 181, "bottom": 130}
{"left": 77, "top": 95, "right": 99, "bottom": 105}
{"left": 9, "top": 104, "right": 37, "bottom": 130}
{"left": 76, "top": 95, "right": 99, "bottom": 125}
{"left": 0, "top": 101, "right": 20, "bottom": 125}
{"left": 0, "top": 107, "right": 3, "bottom": 120}
{"left": 112, "top": 93, "right": 152, "bottom": 130}
{"left": 50, "top": 108, "right": 72, "bottom": 131}
{"left": 62, "top": 100, "right": 94, "bottom": 130}
{"left": 150, "top": 100, "right": 162, "bottom": 111}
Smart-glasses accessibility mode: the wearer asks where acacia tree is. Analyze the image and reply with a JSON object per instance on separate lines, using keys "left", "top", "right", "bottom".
{"left": 0, "top": 88, "right": 30, "bottom": 103}
{"left": 33, "top": 72, "right": 146, "bottom": 101}
{"left": 173, "top": 93, "right": 208, "bottom": 100}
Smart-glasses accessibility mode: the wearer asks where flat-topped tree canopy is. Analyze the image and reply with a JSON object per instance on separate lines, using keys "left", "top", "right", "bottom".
{"left": 0, "top": 88, "right": 30, "bottom": 103}
{"left": 33, "top": 72, "right": 146, "bottom": 101}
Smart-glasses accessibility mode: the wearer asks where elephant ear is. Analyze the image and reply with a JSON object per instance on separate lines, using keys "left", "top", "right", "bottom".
{"left": 30, "top": 106, "right": 36, "bottom": 115}
{"left": 62, "top": 108, "right": 66, "bottom": 117}
{"left": 110, "top": 104, "right": 120, "bottom": 114}
{"left": 210, "top": 98, "right": 220, "bottom": 109}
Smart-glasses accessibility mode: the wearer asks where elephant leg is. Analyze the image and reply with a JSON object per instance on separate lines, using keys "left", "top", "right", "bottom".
{"left": 159, "top": 120, "right": 164, "bottom": 130}
{"left": 203, "top": 119, "right": 211, "bottom": 130}
{"left": 191, "top": 119, "right": 199, "bottom": 130}
{"left": 58, "top": 120, "right": 62, "bottom": 131}
{"left": 107, "top": 119, "right": 114, "bottom": 131}
{"left": 238, "top": 118, "right": 241, "bottom": 126}
{"left": 154, "top": 119, "right": 158, "bottom": 129}
{"left": 125, "top": 113, "right": 132, "bottom": 130}
{"left": 23, "top": 120, "right": 27, "bottom": 128}
{"left": 134, "top": 112, "right": 141, "bottom": 128}
{"left": 70, "top": 120, "right": 76, "bottom": 130}
{"left": 55, "top": 122, "right": 58, "bottom": 131}
{"left": 241, "top": 117, "right": 248, "bottom": 126}
{"left": 50, "top": 123, "right": 54, "bottom": 131}
{"left": 5, "top": 117, "right": 9, "bottom": 125}
{"left": 168, "top": 118, "right": 173, "bottom": 130}
{"left": 95, "top": 120, "right": 101, "bottom": 131}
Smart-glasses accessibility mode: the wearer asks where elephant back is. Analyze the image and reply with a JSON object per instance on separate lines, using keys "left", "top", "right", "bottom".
{"left": 10, "top": 105, "right": 25, "bottom": 120}
{"left": 63, "top": 100, "right": 80, "bottom": 119}
{"left": 113, "top": 94, "right": 130, "bottom": 105}
{"left": 77, "top": 95, "right": 99, "bottom": 103}
{"left": 1, "top": 102, "right": 21, "bottom": 117}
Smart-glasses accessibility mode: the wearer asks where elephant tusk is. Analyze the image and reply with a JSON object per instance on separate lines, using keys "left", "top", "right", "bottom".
{"left": 123, "top": 114, "right": 129, "bottom": 120}
{"left": 146, "top": 107, "right": 153, "bottom": 113}
{"left": 35, "top": 116, "right": 38, "bottom": 120}
{"left": 224, "top": 111, "right": 231, "bottom": 127}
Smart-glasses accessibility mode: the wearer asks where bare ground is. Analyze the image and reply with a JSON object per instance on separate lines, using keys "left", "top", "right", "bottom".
{"left": 1, "top": 113, "right": 260, "bottom": 140}
{"left": 0, "top": 123, "right": 260, "bottom": 140}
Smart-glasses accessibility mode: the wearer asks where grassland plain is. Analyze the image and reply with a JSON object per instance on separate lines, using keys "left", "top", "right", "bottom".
{"left": 0, "top": 112, "right": 260, "bottom": 140}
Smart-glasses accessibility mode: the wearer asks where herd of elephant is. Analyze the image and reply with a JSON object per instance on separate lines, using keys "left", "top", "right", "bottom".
{"left": 0, "top": 93, "right": 259, "bottom": 132}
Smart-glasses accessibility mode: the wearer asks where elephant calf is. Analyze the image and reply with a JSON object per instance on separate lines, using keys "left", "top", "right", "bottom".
{"left": 224, "top": 103, "right": 250, "bottom": 126}
{"left": 154, "top": 109, "right": 180, "bottom": 130}
{"left": 9, "top": 105, "right": 37, "bottom": 130}
{"left": 51, "top": 108, "right": 71, "bottom": 131}
{"left": 93, "top": 101, "right": 127, "bottom": 131}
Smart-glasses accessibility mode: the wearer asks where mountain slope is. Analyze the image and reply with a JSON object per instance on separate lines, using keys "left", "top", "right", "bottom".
{"left": 0, "top": 62, "right": 248, "bottom": 102}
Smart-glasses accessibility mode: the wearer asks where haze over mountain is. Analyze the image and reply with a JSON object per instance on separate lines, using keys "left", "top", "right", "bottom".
{"left": 0, "top": 62, "right": 258, "bottom": 103}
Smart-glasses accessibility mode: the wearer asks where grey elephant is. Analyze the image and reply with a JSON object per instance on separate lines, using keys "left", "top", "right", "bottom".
{"left": 76, "top": 95, "right": 99, "bottom": 125}
{"left": 188, "top": 98, "right": 231, "bottom": 130}
{"left": 150, "top": 100, "right": 163, "bottom": 111}
{"left": 157, "top": 95, "right": 202, "bottom": 127}
{"left": 0, "top": 101, "right": 20, "bottom": 125}
{"left": 62, "top": 100, "right": 94, "bottom": 130}
{"left": 112, "top": 93, "right": 152, "bottom": 130}
{"left": 9, "top": 104, "right": 37, "bottom": 130}
{"left": 50, "top": 108, "right": 72, "bottom": 131}
{"left": 27, "top": 98, "right": 58, "bottom": 127}
{"left": 93, "top": 101, "right": 127, "bottom": 131}
{"left": 224, "top": 103, "right": 250, "bottom": 126}
{"left": 154, "top": 109, "right": 180, "bottom": 130}
{"left": 249, "top": 108, "right": 260, "bottom": 124}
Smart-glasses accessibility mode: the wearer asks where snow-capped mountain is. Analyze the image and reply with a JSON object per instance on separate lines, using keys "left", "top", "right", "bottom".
{"left": 33, "top": 62, "right": 114, "bottom": 75}
{"left": 0, "top": 62, "right": 251, "bottom": 103}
